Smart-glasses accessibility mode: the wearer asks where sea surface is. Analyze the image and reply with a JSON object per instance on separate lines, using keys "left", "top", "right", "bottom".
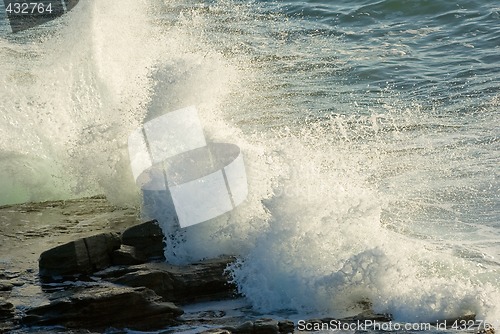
{"left": 0, "top": 0, "right": 499, "bottom": 332}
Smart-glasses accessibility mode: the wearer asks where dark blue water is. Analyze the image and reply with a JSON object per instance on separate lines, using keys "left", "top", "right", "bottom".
{"left": 286, "top": 0, "right": 499, "bottom": 108}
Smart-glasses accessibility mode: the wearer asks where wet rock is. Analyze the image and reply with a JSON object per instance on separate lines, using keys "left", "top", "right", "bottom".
{"left": 11, "top": 280, "right": 25, "bottom": 287}
{"left": 278, "top": 320, "right": 295, "bottom": 333}
{"left": 112, "top": 245, "right": 146, "bottom": 265}
{"left": 96, "top": 256, "right": 236, "bottom": 303}
{"left": 39, "top": 232, "right": 121, "bottom": 277}
{"left": 200, "top": 330, "right": 232, "bottom": 334}
{"left": 0, "top": 297, "right": 14, "bottom": 319}
{"left": 0, "top": 297, "right": 17, "bottom": 332}
{"left": 22, "top": 285, "right": 183, "bottom": 331}
{"left": 0, "top": 280, "right": 13, "bottom": 291}
{"left": 346, "top": 309, "right": 392, "bottom": 322}
{"left": 0, "top": 270, "right": 20, "bottom": 279}
{"left": 0, "top": 320, "right": 18, "bottom": 333}
{"left": 303, "top": 311, "right": 392, "bottom": 331}
{"left": 253, "top": 319, "right": 279, "bottom": 334}
{"left": 121, "top": 220, "right": 165, "bottom": 260}
{"left": 229, "top": 319, "right": 294, "bottom": 334}
{"left": 254, "top": 318, "right": 279, "bottom": 334}
{"left": 232, "top": 321, "right": 254, "bottom": 333}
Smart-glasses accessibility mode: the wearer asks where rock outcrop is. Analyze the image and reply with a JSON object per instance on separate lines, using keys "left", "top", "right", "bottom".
{"left": 0, "top": 298, "right": 14, "bottom": 320}
{"left": 0, "top": 297, "right": 17, "bottom": 332}
{"left": 96, "top": 256, "right": 236, "bottom": 303}
{"left": 39, "top": 232, "right": 121, "bottom": 277}
{"left": 0, "top": 280, "right": 13, "bottom": 291}
{"left": 22, "top": 285, "right": 183, "bottom": 330}
{"left": 38, "top": 220, "right": 166, "bottom": 278}
{"left": 33, "top": 223, "right": 238, "bottom": 331}
{"left": 221, "top": 319, "right": 295, "bottom": 334}
{"left": 121, "top": 220, "right": 165, "bottom": 260}
{"left": 112, "top": 244, "right": 147, "bottom": 265}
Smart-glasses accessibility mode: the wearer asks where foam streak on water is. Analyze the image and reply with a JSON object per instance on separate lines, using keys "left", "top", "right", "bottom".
{"left": 1, "top": 0, "right": 499, "bottom": 327}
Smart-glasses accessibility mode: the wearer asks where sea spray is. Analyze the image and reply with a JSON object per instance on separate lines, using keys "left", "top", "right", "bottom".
{"left": 127, "top": 0, "right": 500, "bottom": 322}
{"left": 226, "top": 117, "right": 500, "bottom": 322}
{"left": 0, "top": 0, "right": 157, "bottom": 205}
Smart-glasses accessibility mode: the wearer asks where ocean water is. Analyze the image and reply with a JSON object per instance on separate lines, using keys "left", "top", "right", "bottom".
{"left": 1, "top": 0, "right": 499, "bottom": 330}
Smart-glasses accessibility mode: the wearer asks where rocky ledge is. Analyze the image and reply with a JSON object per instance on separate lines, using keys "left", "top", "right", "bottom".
{"left": 38, "top": 219, "right": 166, "bottom": 278}
{"left": 95, "top": 257, "right": 236, "bottom": 303}
{"left": 23, "top": 285, "right": 183, "bottom": 331}
{"left": 26, "top": 219, "right": 238, "bottom": 331}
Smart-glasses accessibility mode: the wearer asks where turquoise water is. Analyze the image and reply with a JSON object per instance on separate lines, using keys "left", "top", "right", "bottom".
{"left": 1, "top": 0, "right": 499, "bottom": 330}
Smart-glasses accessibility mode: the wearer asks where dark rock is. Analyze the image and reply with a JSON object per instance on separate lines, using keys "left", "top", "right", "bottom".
{"left": 11, "top": 280, "right": 25, "bottom": 287}
{"left": 0, "top": 280, "right": 13, "bottom": 291}
{"left": 0, "top": 297, "right": 14, "bottom": 319}
{"left": 121, "top": 220, "right": 165, "bottom": 260}
{"left": 349, "top": 309, "right": 392, "bottom": 322}
{"left": 278, "top": 320, "right": 295, "bottom": 333}
{"left": 307, "top": 311, "right": 391, "bottom": 326}
{"left": 22, "top": 285, "right": 183, "bottom": 330}
{"left": 39, "top": 232, "right": 121, "bottom": 277}
{"left": 233, "top": 321, "right": 254, "bottom": 333}
{"left": 112, "top": 245, "right": 146, "bottom": 265}
{"left": 230, "top": 319, "right": 293, "bottom": 334}
{"left": 254, "top": 318, "right": 279, "bottom": 334}
{"left": 96, "top": 256, "right": 236, "bottom": 303}
{"left": 200, "top": 330, "right": 232, "bottom": 334}
{"left": 0, "top": 320, "right": 18, "bottom": 333}
{"left": 304, "top": 311, "right": 392, "bottom": 331}
{"left": 0, "top": 270, "right": 20, "bottom": 280}
{"left": 0, "top": 297, "right": 17, "bottom": 332}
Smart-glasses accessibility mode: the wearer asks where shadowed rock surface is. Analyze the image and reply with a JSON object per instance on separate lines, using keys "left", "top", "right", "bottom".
{"left": 0, "top": 298, "right": 17, "bottom": 333}
{"left": 219, "top": 319, "right": 295, "bottom": 334}
{"left": 95, "top": 256, "right": 237, "bottom": 303}
{"left": 112, "top": 244, "right": 147, "bottom": 265}
{"left": 200, "top": 330, "right": 232, "bottom": 334}
{"left": 22, "top": 285, "right": 183, "bottom": 330}
{"left": 39, "top": 232, "right": 121, "bottom": 277}
{"left": 0, "top": 297, "right": 15, "bottom": 320}
{"left": 121, "top": 220, "right": 165, "bottom": 260}
{"left": 0, "top": 280, "right": 14, "bottom": 291}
